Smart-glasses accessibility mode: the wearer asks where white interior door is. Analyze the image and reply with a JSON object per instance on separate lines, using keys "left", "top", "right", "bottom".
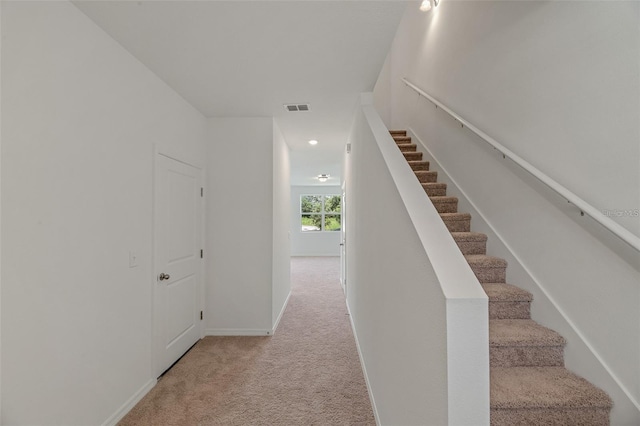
{"left": 154, "top": 152, "right": 203, "bottom": 377}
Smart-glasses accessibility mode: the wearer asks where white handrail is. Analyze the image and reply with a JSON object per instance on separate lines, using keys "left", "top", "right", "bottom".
{"left": 402, "top": 77, "right": 640, "bottom": 253}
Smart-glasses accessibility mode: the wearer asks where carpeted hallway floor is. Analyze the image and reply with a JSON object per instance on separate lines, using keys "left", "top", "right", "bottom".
{"left": 119, "top": 256, "right": 375, "bottom": 426}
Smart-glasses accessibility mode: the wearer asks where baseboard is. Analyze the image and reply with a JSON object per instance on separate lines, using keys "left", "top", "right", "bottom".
{"left": 204, "top": 328, "right": 273, "bottom": 336}
{"left": 346, "top": 301, "right": 381, "bottom": 426}
{"left": 290, "top": 253, "right": 340, "bottom": 257}
{"left": 102, "top": 378, "right": 156, "bottom": 426}
{"left": 271, "top": 290, "right": 292, "bottom": 335}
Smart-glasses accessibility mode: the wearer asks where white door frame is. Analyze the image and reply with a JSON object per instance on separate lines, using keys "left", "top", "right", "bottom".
{"left": 152, "top": 145, "right": 205, "bottom": 378}
{"left": 340, "top": 181, "right": 347, "bottom": 293}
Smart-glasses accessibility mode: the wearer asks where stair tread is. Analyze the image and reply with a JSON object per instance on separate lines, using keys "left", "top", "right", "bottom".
{"left": 394, "top": 136, "right": 412, "bottom": 143}
{"left": 414, "top": 170, "right": 437, "bottom": 177}
{"left": 440, "top": 212, "right": 471, "bottom": 219}
{"left": 389, "top": 130, "right": 406, "bottom": 135}
{"left": 491, "top": 367, "right": 612, "bottom": 409}
{"left": 482, "top": 283, "right": 533, "bottom": 302}
{"left": 403, "top": 152, "right": 423, "bottom": 159}
{"left": 490, "top": 319, "right": 566, "bottom": 347}
{"left": 407, "top": 161, "right": 430, "bottom": 171}
{"left": 396, "top": 143, "right": 418, "bottom": 151}
{"left": 429, "top": 196, "right": 457, "bottom": 202}
{"left": 451, "top": 232, "right": 487, "bottom": 242}
{"left": 421, "top": 182, "right": 447, "bottom": 188}
{"left": 415, "top": 171, "right": 438, "bottom": 183}
{"left": 465, "top": 254, "right": 508, "bottom": 268}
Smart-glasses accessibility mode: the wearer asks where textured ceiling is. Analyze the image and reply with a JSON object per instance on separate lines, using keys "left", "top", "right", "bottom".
{"left": 73, "top": 0, "right": 409, "bottom": 185}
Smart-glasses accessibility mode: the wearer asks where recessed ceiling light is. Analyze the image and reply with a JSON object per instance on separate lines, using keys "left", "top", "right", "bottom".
{"left": 317, "top": 174, "right": 330, "bottom": 182}
{"left": 308, "top": 140, "right": 318, "bottom": 146}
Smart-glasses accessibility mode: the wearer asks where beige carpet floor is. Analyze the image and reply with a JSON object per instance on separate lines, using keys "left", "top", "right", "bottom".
{"left": 119, "top": 256, "right": 375, "bottom": 426}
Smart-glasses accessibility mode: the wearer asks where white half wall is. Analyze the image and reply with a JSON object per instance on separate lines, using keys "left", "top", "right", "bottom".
{"left": 206, "top": 117, "right": 275, "bottom": 335}
{"left": 344, "top": 99, "right": 490, "bottom": 425}
{"left": 272, "top": 121, "right": 291, "bottom": 329}
{"left": 375, "top": 2, "right": 640, "bottom": 423}
{"left": 346, "top": 106, "right": 447, "bottom": 426}
{"left": 290, "top": 185, "right": 342, "bottom": 256}
{"left": 1, "top": 2, "right": 207, "bottom": 424}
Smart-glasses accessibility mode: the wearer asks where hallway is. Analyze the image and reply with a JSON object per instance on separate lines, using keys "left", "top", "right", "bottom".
{"left": 119, "top": 257, "right": 374, "bottom": 425}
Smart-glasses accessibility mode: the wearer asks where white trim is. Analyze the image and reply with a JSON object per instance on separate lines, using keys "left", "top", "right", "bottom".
{"left": 271, "top": 290, "right": 292, "bottom": 335}
{"left": 346, "top": 302, "right": 381, "bottom": 426}
{"left": 409, "top": 127, "right": 640, "bottom": 415}
{"left": 205, "top": 329, "right": 274, "bottom": 336}
{"left": 0, "top": 3, "right": 3, "bottom": 419}
{"left": 101, "top": 379, "right": 156, "bottom": 426}
{"left": 154, "top": 143, "right": 204, "bottom": 171}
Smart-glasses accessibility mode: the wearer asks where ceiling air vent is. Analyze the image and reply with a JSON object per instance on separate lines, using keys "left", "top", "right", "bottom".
{"left": 284, "top": 104, "right": 310, "bottom": 112}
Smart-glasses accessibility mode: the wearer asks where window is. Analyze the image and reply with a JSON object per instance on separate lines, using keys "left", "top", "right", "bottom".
{"left": 300, "top": 195, "right": 341, "bottom": 232}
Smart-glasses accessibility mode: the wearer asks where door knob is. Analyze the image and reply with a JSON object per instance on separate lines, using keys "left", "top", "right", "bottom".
{"left": 158, "top": 273, "right": 170, "bottom": 281}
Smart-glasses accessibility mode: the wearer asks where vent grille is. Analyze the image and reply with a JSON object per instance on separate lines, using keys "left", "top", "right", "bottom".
{"left": 284, "top": 104, "right": 310, "bottom": 112}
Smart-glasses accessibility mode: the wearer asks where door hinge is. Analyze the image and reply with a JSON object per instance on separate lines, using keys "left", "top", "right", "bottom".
{"left": 200, "top": 311, "right": 203, "bottom": 320}
{"left": 201, "top": 187, "right": 204, "bottom": 197}
{"left": 200, "top": 249, "right": 203, "bottom": 258}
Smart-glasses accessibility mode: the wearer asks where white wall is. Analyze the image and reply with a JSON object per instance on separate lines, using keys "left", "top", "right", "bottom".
{"left": 206, "top": 117, "right": 276, "bottom": 335}
{"left": 376, "top": 2, "right": 640, "bottom": 423}
{"left": 386, "top": 1, "right": 639, "bottom": 238}
{"left": 1, "top": 2, "right": 207, "bottom": 425}
{"left": 272, "top": 121, "right": 291, "bottom": 328}
{"left": 346, "top": 106, "right": 446, "bottom": 425}
{"left": 290, "top": 186, "right": 342, "bottom": 256}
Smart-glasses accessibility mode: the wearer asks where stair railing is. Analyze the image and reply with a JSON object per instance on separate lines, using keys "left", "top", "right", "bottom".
{"left": 402, "top": 77, "right": 640, "bottom": 253}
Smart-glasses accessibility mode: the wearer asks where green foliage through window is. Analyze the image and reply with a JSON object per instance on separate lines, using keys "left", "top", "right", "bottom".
{"left": 300, "top": 195, "right": 341, "bottom": 232}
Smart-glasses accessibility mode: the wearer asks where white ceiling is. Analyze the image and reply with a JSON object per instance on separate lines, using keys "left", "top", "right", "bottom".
{"left": 73, "top": 0, "right": 409, "bottom": 185}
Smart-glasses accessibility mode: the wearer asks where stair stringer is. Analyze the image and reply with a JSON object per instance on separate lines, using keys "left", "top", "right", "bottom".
{"left": 407, "top": 127, "right": 640, "bottom": 425}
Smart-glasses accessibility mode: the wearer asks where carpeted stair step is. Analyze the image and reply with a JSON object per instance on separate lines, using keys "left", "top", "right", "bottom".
{"left": 465, "top": 254, "right": 507, "bottom": 283}
{"left": 414, "top": 170, "right": 438, "bottom": 183}
{"left": 429, "top": 196, "right": 458, "bottom": 213}
{"left": 403, "top": 151, "right": 423, "bottom": 161}
{"left": 394, "top": 136, "right": 412, "bottom": 144}
{"left": 408, "top": 160, "right": 430, "bottom": 171}
{"left": 491, "top": 367, "right": 612, "bottom": 426}
{"left": 421, "top": 182, "right": 447, "bottom": 197}
{"left": 391, "top": 126, "right": 612, "bottom": 425}
{"left": 490, "top": 319, "right": 566, "bottom": 367}
{"left": 397, "top": 143, "right": 417, "bottom": 152}
{"left": 482, "top": 283, "right": 533, "bottom": 320}
{"left": 440, "top": 212, "right": 471, "bottom": 232}
{"left": 451, "top": 232, "right": 487, "bottom": 255}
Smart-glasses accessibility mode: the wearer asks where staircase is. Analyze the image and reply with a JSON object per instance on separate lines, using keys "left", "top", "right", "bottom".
{"left": 390, "top": 130, "right": 613, "bottom": 425}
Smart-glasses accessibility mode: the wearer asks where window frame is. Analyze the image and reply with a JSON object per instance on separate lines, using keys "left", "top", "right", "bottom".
{"left": 300, "top": 194, "right": 341, "bottom": 232}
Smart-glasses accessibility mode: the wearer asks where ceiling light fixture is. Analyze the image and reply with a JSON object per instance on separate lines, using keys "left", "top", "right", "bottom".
{"left": 317, "top": 174, "right": 330, "bottom": 183}
{"left": 308, "top": 140, "right": 318, "bottom": 146}
{"left": 420, "top": 0, "right": 432, "bottom": 12}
